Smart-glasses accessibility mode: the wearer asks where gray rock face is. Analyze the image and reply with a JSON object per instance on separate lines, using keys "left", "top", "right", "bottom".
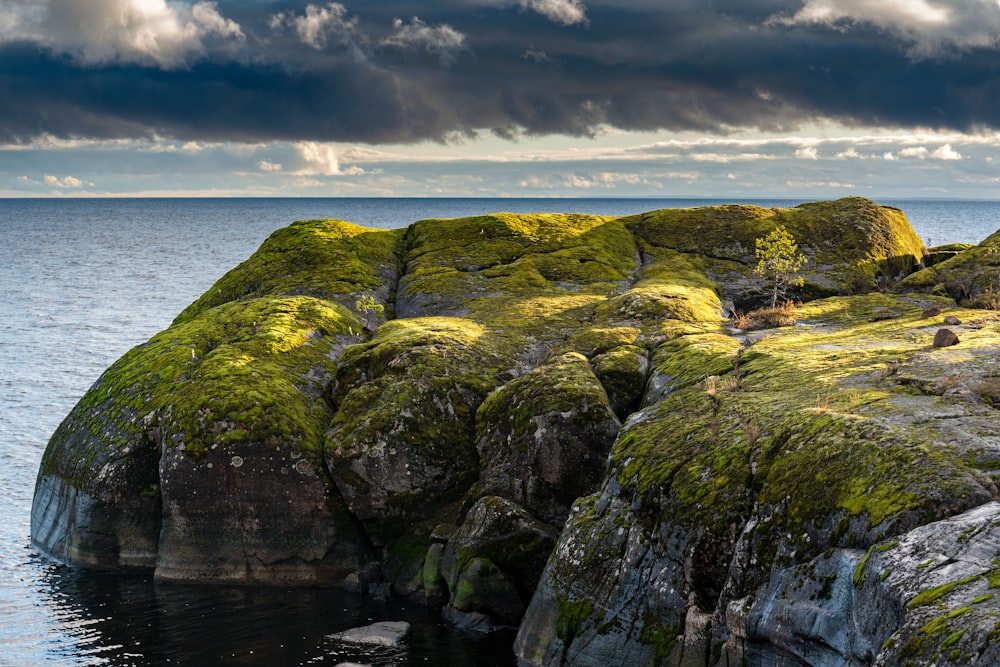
{"left": 154, "top": 443, "right": 370, "bottom": 585}
{"left": 515, "top": 295, "right": 1000, "bottom": 666}
{"left": 519, "top": 499, "right": 1000, "bottom": 667}
{"left": 515, "top": 482, "right": 695, "bottom": 667}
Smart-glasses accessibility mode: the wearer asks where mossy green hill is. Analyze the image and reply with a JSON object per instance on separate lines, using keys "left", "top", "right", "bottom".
{"left": 30, "top": 198, "right": 1000, "bottom": 666}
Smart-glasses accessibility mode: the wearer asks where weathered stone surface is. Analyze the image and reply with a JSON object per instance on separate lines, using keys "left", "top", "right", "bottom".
{"left": 901, "top": 229, "right": 1000, "bottom": 307}
{"left": 328, "top": 620, "right": 411, "bottom": 647}
{"left": 32, "top": 199, "right": 1000, "bottom": 666}
{"left": 475, "top": 354, "right": 621, "bottom": 525}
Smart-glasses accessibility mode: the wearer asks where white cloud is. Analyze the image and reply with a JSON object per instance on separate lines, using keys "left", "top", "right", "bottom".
{"left": 519, "top": 0, "right": 588, "bottom": 26}
{"left": 271, "top": 3, "right": 358, "bottom": 50}
{"left": 899, "top": 146, "right": 930, "bottom": 158}
{"left": 796, "top": 146, "right": 819, "bottom": 159}
{"left": 191, "top": 2, "right": 243, "bottom": 41}
{"left": 768, "top": 0, "right": 1000, "bottom": 59}
{"left": 44, "top": 174, "right": 85, "bottom": 188}
{"left": 382, "top": 17, "right": 466, "bottom": 62}
{"left": 1, "top": 0, "right": 245, "bottom": 68}
{"left": 776, "top": 0, "right": 949, "bottom": 29}
{"left": 296, "top": 142, "right": 342, "bottom": 175}
{"left": 931, "top": 143, "right": 963, "bottom": 160}
{"left": 293, "top": 141, "right": 365, "bottom": 175}
{"left": 5, "top": 126, "right": 999, "bottom": 198}
{"left": 785, "top": 179, "right": 856, "bottom": 189}
{"left": 689, "top": 152, "right": 775, "bottom": 163}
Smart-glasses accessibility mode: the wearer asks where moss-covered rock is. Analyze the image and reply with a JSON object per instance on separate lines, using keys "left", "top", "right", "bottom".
{"left": 623, "top": 197, "right": 926, "bottom": 307}
{"left": 35, "top": 198, "right": 1000, "bottom": 665}
{"left": 517, "top": 292, "right": 1000, "bottom": 666}
{"left": 175, "top": 218, "right": 402, "bottom": 324}
{"left": 900, "top": 230, "right": 1000, "bottom": 307}
{"left": 324, "top": 317, "right": 508, "bottom": 555}
{"left": 475, "top": 353, "right": 621, "bottom": 525}
{"left": 592, "top": 345, "right": 649, "bottom": 418}
{"left": 438, "top": 496, "right": 558, "bottom": 628}
{"left": 33, "top": 295, "right": 373, "bottom": 583}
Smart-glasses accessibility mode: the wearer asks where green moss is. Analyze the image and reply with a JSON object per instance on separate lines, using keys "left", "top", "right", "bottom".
{"left": 624, "top": 197, "right": 925, "bottom": 297}
{"left": 622, "top": 204, "right": 779, "bottom": 260}
{"left": 325, "top": 317, "right": 515, "bottom": 522}
{"left": 899, "top": 267, "right": 939, "bottom": 290}
{"left": 175, "top": 219, "right": 401, "bottom": 324}
{"left": 987, "top": 563, "right": 1000, "bottom": 589}
{"left": 908, "top": 576, "right": 982, "bottom": 608}
{"left": 855, "top": 546, "right": 875, "bottom": 587}
{"left": 591, "top": 345, "right": 648, "bottom": 415}
{"left": 401, "top": 213, "right": 634, "bottom": 305}
{"left": 46, "top": 295, "right": 357, "bottom": 479}
{"left": 898, "top": 228, "right": 1000, "bottom": 306}
{"left": 556, "top": 595, "right": 596, "bottom": 643}
{"left": 561, "top": 326, "right": 642, "bottom": 357}
{"left": 648, "top": 334, "right": 742, "bottom": 393}
{"left": 475, "top": 351, "right": 616, "bottom": 461}
{"left": 610, "top": 289, "right": 990, "bottom": 578}
{"left": 595, "top": 245, "right": 723, "bottom": 325}
{"left": 638, "top": 621, "right": 682, "bottom": 666}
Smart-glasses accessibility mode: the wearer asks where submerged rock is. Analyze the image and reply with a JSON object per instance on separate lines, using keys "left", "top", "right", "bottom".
{"left": 328, "top": 621, "right": 411, "bottom": 647}
{"left": 30, "top": 198, "right": 1000, "bottom": 666}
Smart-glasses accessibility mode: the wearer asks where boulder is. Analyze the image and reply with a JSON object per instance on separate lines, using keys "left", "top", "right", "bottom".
{"left": 32, "top": 295, "right": 375, "bottom": 584}
{"left": 934, "top": 328, "right": 960, "bottom": 347}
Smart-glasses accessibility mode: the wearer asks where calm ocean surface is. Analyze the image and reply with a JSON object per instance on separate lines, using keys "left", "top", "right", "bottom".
{"left": 1, "top": 197, "right": 997, "bottom": 666}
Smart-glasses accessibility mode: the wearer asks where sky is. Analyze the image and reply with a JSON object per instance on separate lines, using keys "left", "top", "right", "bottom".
{"left": 3, "top": 0, "right": 1000, "bottom": 198}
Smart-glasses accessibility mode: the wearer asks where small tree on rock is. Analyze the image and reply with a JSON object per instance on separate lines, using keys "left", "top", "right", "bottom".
{"left": 355, "top": 294, "right": 384, "bottom": 330}
{"left": 754, "top": 225, "right": 806, "bottom": 308}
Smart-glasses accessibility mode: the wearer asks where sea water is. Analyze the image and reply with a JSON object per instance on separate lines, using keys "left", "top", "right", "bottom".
{"left": 1, "top": 197, "right": 996, "bottom": 666}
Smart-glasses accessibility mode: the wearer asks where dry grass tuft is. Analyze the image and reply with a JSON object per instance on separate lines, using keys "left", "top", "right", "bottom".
{"left": 733, "top": 301, "right": 798, "bottom": 331}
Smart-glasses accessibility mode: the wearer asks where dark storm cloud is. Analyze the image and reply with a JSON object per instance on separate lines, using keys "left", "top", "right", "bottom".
{"left": 4, "top": 0, "right": 1000, "bottom": 144}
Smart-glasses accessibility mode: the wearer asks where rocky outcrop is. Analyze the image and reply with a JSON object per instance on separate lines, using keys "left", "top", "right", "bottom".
{"left": 901, "top": 229, "right": 1000, "bottom": 308}
{"left": 31, "top": 198, "right": 1000, "bottom": 666}
{"left": 515, "top": 292, "right": 1000, "bottom": 666}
